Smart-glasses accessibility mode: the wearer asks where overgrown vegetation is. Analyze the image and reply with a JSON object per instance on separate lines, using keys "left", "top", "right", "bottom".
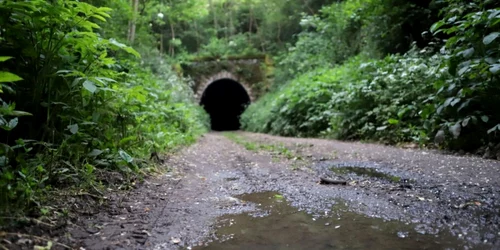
{"left": 243, "top": 0, "right": 500, "bottom": 155}
{"left": 0, "top": 0, "right": 208, "bottom": 217}
{"left": 2, "top": 0, "right": 499, "bottom": 225}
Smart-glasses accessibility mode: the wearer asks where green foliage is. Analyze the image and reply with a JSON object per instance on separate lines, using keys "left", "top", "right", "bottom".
{"left": 0, "top": 0, "right": 207, "bottom": 216}
{"left": 242, "top": 57, "right": 367, "bottom": 136}
{"left": 328, "top": 50, "right": 448, "bottom": 144}
{"left": 198, "top": 34, "right": 260, "bottom": 57}
{"left": 244, "top": 0, "right": 500, "bottom": 152}
{"left": 430, "top": 0, "right": 500, "bottom": 149}
{"left": 243, "top": 49, "right": 450, "bottom": 143}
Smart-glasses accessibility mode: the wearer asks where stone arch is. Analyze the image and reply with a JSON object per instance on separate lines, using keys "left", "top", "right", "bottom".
{"left": 194, "top": 71, "right": 254, "bottom": 102}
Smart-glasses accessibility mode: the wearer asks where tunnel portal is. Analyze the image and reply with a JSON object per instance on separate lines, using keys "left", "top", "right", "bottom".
{"left": 200, "top": 78, "right": 251, "bottom": 131}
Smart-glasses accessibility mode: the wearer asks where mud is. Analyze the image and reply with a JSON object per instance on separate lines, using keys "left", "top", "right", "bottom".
{"left": 3, "top": 132, "right": 500, "bottom": 249}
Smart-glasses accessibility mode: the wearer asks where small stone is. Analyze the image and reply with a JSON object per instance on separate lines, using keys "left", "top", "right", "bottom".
{"left": 397, "top": 231, "right": 409, "bottom": 238}
{"left": 171, "top": 237, "right": 181, "bottom": 244}
{"left": 325, "top": 223, "right": 330, "bottom": 226}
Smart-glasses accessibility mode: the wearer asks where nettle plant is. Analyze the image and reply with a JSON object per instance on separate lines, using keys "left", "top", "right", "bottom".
{"left": 431, "top": 0, "right": 500, "bottom": 149}
{"left": 0, "top": 0, "right": 142, "bottom": 213}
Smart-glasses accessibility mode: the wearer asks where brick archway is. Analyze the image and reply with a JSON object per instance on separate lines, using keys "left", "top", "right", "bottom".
{"left": 194, "top": 71, "right": 254, "bottom": 102}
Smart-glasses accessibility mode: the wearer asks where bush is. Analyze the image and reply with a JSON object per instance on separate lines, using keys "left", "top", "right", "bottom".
{"left": 242, "top": 49, "right": 451, "bottom": 144}
{"left": 241, "top": 56, "right": 367, "bottom": 137}
{"left": 0, "top": 0, "right": 207, "bottom": 216}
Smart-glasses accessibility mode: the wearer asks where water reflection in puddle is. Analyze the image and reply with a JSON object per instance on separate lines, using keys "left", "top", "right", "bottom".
{"left": 194, "top": 192, "right": 471, "bottom": 250}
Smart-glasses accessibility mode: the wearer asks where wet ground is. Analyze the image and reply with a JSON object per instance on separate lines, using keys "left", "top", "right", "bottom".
{"left": 194, "top": 192, "right": 468, "bottom": 250}
{"left": 5, "top": 131, "right": 500, "bottom": 249}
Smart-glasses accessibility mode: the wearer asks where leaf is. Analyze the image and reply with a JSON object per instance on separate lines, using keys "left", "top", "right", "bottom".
{"left": 376, "top": 126, "right": 388, "bottom": 131}
{"left": 388, "top": 119, "right": 399, "bottom": 125}
{"left": 0, "top": 71, "right": 23, "bottom": 83}
{"left": 443, "top": 97, "right": 454, "bottom": 107}
{"left": 462, "top": 117, "right": 470, "bottom": 127}
{"left": 457, "top": 65, "right": 470, "bottom": 76}
{"left": 483, "top": 32, "right": 500, "bottom": 45}
{"left": 481, "top": 115, "right": 489, "bottom": 123}
{"left": 88, "top": 149, "right": 103, "bottom": 157}
{"left": 108, "top": 39, "right": 141, "bottom": 58}
{"left": 0, "top": 56, "right": 13, "bottom": 62}
{"left": 457, "top": 99, "right": 470, "bottom": 112}
{"left": 449, "top": 123, "right": 461, "bottom": 139}
{"left": 488, "top": 9, "right": 500, "bottom": 20}
{"left": 430, "top": 20, "right": 445, "bottom": 33}
{"left": 7, "top": 118, "right": 18, "bottom": 130}
{"left": 118, "top": 150, "right": 134, "bottom": 163}
{"left": 450, "top": 98, "right": 461, "bottom": 107}
{"left": 11, "top": 110, "right": 32, "bottom": 117}
{"left": 67, "top": 124, "right": 78, "bottom": 134}
{"left": 83, "top": 80, "right": 97, "bottom": 93}
{"left": 458, "top": 48, "right": 474, "bottom": 58}
{"left": 490, "top": 64, "right": 500, "bottom": 74}
{"left": 488, "top": 124, "right": 500, "bottom": 134}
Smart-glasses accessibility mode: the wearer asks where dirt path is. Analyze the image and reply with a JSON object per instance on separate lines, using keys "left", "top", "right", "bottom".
{"left": 47, "top": 132, "right": 500, "bottom": 249}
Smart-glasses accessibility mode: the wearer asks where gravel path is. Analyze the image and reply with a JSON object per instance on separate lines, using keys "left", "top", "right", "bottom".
{"left": 59, "top": 132, "right": 500, "bottom": 249}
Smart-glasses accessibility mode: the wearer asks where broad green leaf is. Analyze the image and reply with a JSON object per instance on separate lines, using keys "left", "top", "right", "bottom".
{"left": 388, "top": 118, "right": 399, "bottom": 125}
{"left": 457, "top": 65, "right": 470, "bottom": 76}
{"left": 118, "top": 150, "right": 134, "bottom": 163}
{"left": 481, "top": 115, "right": 489, "bottom": 123}
{"left": 7, "top": 118, "right": 18, "bottom": 130}
{"left": 0, "top": 56, "right": 13, "bottom": 62}
{"left": 88, "top": 149, "right": 103, "bottom": 157}
{"left": 450, "top": 98, "right": 461, "bottom": 107}
{"left": 67, "top": 124, "right": 78, "bottom": 134}
{"left": 462, "top": 117, "right": 470, "bottom": 127}
{"left": 83, "top": 80, "right": 97, "bottom": 93}
{"left": 483, "top": 32, "right": 500, "bottom": 45}
{"left": 11, "top": 110, "right": 32, "bottom": 117}
{"left": 487, "top": 124, "right": 500, "bottom": 134}
{"left": 490, "top": 64, "right": 500, "bottom": 74}
{"left": 488, "top": 10, "right": 500, "bottom": 20}
{"left": 443, "top": 97, "right": 454, "bottom": 107}
{"left": 0, "top": 71, "right": 23, "bottom": 83}
{"left": 430, "top": 20, "right": 445, "bottom": 33}
{"left": 109, "top": 39, "right": 140, "bottom": 58}
{"left": 449, "top": 123, "right": 461, "bottom": 139}
{"left": 458, "top": 48, "right": 474, "bottom": 58}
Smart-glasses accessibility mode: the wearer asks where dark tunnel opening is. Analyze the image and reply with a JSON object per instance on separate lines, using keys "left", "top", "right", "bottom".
{"left": 200, "top": 78, "right": 251, "bottom": 131}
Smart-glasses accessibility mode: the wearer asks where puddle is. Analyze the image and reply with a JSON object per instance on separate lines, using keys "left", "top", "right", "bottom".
{"left": 194, "top": 192, "right": 471, "bottom": 250}
{"left": 314, "top": 161, "right": 410, "bottom": 183}
{"left": 330, "top": 166, "right": 403, "bottom": 182}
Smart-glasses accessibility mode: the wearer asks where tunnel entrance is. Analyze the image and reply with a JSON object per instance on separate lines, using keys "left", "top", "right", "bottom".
{"left": 200, "top": 78, "right": 251, "bottom": 131}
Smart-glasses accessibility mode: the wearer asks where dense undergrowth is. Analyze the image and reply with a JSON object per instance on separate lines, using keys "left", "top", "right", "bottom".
{"left": 0, "top": 1, "right": 208, "bottom": 217}
{"left": 242, "top": 0, "right": 500, "bottom": 154}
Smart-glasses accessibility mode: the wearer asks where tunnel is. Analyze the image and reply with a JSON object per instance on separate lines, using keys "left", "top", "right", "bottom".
{"left": 200, "top": 78, "right": 251, "bottom": 131}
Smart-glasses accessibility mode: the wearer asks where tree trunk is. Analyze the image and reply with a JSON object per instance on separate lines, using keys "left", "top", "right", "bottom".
{"left": 127, "top": 0, "right": 133, "bottom": 41}
{"left": 128, "top": 0, "right": 139, "bottom": 44}
{"left": 169, "top": 22, "right": 176, "bottom": 57}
